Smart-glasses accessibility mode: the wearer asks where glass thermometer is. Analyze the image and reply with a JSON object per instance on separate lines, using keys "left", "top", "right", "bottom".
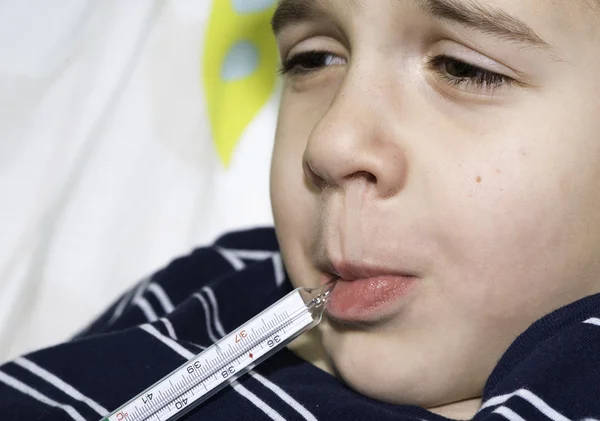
{"left": 102, "top": 279, "right": 338, "bottom": 421}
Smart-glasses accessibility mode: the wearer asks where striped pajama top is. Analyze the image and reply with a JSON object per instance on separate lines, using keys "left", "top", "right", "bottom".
{"left": 1, "top": 227, "right": 599, "bottom": 420}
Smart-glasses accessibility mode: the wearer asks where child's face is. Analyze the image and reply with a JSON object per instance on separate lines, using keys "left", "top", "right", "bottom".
{"left": 270, "top": 0, "right": 600, "bottom": 409}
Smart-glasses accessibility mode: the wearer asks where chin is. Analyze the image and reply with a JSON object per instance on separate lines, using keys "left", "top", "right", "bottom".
{"left": 320, "top": 324, "right": 477, "bottom": 409}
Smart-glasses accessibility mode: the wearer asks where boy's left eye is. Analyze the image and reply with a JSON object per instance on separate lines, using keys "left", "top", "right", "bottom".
{"left": 425, "top": 54, "right": 515, "bottom": 93}
{"left": 278, "top": 50, "right": 346, "bottom": 76}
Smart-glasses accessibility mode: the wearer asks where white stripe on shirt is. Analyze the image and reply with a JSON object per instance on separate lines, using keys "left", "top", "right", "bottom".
{"left": 108, "top": 288, "right": 134, "bottom": 324}
{"left": 493, "top": 406, "right": 527, "bottom": 421}
{"left": 584, "top": 317, "right": 600, "bottom": 326}
{"left": 160, "top": 317, "right": 178, "bottom": 340}
{"left": 231, "top": 380, "right": 286, "bottom": 421}
{"left": 193, "top": 293, "right": 220, "bottom": 343}
{"left": 202, "top": 286, "right": 227, "bottom": 337}
{"left": 217, "top": 247, "right": 246, "bottom": 270}
{"left": 134, "top": 297, "right": 158, "bottom": 322}
{"left": 148, "top": 283, "right": 175, "bottom": 314}
{"left": 271, "top": 253, "right": 286, "bottom": 287}
{"left": 229, "top": 249, "right": 275, "bottom": 260}
{"left": 110, "top": 276, "right": 151, "bottom": 324}
{"left": 188, "top": 342, "right": 207, "bottom": 352}
{"left": 249, "top": 371, "right": 317, "bottom": 421}
{"left": 13, "top": 357, "right": 108, "bottom": 416}
{"left": 140, "top": 324, "right": 194, "bottom": 359}
{"left": 0, "top": 370, "right": 86, "bottom": 421}
{"left": 481, "top": 389, "right": 569, "bottom": 421}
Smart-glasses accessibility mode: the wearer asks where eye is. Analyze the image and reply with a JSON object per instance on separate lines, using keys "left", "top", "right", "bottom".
{"left": 278, "top": 50, "right": 346, "bottom": 76}
{"left": 426, "top": 54, "right": 515, "bottom": 93}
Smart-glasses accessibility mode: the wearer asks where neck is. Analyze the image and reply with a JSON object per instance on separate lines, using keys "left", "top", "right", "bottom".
{"left": 427, "top": 398, "right": 482, "bottom": 420}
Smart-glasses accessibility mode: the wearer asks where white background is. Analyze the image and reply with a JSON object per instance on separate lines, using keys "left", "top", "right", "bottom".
{"left": 0, "top": 0, "right": 277, "bottom": 362}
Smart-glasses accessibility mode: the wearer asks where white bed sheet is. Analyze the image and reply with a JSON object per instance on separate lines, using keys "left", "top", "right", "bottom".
{"left": 0, "top": 0, "right": 277, "bottom": 362}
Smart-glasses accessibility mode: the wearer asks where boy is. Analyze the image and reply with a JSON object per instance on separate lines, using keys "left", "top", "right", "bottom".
{"left": 2, "top": 0, "right": 600, "bottom": 419}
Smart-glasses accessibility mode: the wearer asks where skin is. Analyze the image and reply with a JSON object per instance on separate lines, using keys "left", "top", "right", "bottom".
{"left": 269, "top": 0, "right": 600, "bottom": 418}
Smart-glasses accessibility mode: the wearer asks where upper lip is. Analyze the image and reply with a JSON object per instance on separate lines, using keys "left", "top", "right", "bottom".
{"left": 320, "top": 259, "right": 417, "bottom": 281}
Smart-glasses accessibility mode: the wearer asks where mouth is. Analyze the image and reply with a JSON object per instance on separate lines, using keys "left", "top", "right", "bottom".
{"left": 320, "top": 261, "right": 418, "bottom": 324}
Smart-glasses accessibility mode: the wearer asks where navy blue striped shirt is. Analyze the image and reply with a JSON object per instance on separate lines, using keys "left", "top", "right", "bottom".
{"left": 1, "top": 228, "right": 599, "bottom": 420}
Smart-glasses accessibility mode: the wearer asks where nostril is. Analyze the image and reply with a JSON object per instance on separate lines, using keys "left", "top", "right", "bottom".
{"left": 345, "top": 171, "right": 377, "bottom": 184}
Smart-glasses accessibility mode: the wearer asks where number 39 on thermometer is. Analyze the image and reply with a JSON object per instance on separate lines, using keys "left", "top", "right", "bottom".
{"left": 103, "top": 280, "right": 337, "bottom": 421}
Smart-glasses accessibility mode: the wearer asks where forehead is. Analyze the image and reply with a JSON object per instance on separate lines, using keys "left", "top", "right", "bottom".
{"left": 272, "top": 0, "right": 600, "bottom": 52}
{"left": 273, "top": 0, "right": 598, "bottom": 28}
{"left": 274, "top": 0, "right": 599, "bottom": 10}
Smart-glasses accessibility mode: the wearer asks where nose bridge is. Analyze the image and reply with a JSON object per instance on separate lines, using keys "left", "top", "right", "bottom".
{"left": 303, "top": 69, "right": 407, "bottom": 198}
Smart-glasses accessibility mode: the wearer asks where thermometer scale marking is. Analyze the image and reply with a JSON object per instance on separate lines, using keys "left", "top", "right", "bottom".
{"left": 105, "top": 290, "right": 313, "bottom": 421}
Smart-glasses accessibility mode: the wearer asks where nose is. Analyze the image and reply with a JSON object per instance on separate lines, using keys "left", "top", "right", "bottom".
{"left": 302, "top": 76, "right": 407, "bottom": 198}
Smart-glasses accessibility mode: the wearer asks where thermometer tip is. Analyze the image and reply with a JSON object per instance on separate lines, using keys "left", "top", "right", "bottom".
{"left": 323, "top": 276, "right": 339, "bottom": 294}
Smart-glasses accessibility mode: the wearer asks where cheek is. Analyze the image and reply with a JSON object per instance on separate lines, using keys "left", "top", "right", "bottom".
{"left": 270, "top": 98, "right": 321, "bottom": 288}
{"left": 271, "top": 93, "right": 309, "bottom": 216}
{"left": 431, "top": 131, "right": 600, "bottom": 331}
{"left": 270, "top": 80, "right": 342, "bottom": 230}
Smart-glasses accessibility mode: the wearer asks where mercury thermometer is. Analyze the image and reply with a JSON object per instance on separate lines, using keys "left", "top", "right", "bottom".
{"left": 102, "top": 278, "right": 338, "bottom": 421}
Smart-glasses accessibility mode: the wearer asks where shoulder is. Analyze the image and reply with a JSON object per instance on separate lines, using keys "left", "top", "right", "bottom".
{"left": 77, "top": 226, "right": 283, "bottom": 339}
{"left": 213, "top": 227, "right": 279, "bottom": 250}
{"left": 0, "top": 227, "right": 289, "bottom": 421}
{"left": 477, "top": 294, "right": 600, "bottom": 419}
{"left": 162, "top": 226, "right": 280, "bottom": 283}
{"left": 156, "top": 226, "right": 279, "bottom": 279}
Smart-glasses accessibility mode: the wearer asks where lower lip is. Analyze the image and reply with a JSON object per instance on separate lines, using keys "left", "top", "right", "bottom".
{"left": 324, "top": 275, "right": 417, "bottom": 322}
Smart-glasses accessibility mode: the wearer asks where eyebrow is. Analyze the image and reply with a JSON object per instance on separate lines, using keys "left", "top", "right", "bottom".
{"left": 271, "top": 0, "right": 551, "bottom": 49}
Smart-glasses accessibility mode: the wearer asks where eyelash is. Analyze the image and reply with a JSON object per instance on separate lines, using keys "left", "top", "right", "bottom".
{"left": 278, "top": 51, "right": 342, "bottom": 76}
{"left": 278, "top": 50, "right": 514, "bottom": 91}
{"left": 426, "top": 54, "right": 514, "bottom": 91}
